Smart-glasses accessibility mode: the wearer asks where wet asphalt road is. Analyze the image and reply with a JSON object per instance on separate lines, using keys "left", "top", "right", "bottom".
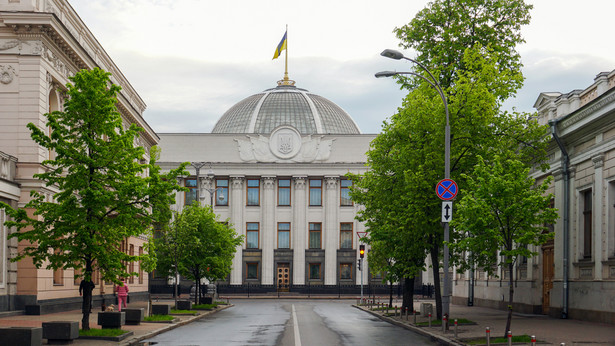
{"left": 142, "top": 299, "right": 437, "bottom": 346}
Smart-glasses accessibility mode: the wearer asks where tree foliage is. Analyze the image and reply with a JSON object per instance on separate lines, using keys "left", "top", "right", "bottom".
{"left": 155, "top": 203, "right": 243, "bottom": 304}
{"left": 451, "top": 155, "right": 557, "bottom": 335}
{"left": 0, "top": 68, "right": 187, "bottom": 329}
{"left": 394, "top": 0, "right": 531, "bottom": 97}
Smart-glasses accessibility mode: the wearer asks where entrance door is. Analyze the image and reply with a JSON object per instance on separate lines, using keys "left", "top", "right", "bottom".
{"left": 277, "top": 263, "right": 290, "bottom": 292}
{"left": 542, "top": 241, "right": 554, "bottom": 314}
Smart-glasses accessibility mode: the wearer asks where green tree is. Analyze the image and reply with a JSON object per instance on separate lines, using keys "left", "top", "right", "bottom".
{"left": 451, "top": 155, "right": 557, "bottom": 336}
{"left": 354, "top": 0, "right": 533, "bottom": 320}
{"left": 0, "top": 68, "right": 187, "bottom": 329}
{"left": 155, "top": 203, "right": 243, "bottom": 305}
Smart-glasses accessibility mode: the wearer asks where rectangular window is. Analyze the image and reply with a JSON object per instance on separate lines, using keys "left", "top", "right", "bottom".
{"left": 309, "top": 263, "right": 321, "bottom": 280}
{"left": 583, "top": 189, "right": 592, "bottom": 259}
{"left": 247, "top": 222, "right": 259, "bottom": 249}
{"left": 216, "top": 179, "right": 229, "bottom": 206}
{"left": 53, "top": 249, "right": 63, "bottom": 285}
{"left": 246, "top": 263, "right": 258, "bottom": 279}
{"left": 309, "top": 179, "right": 322, "bottom": 206}
{"left": 340, "top": 263, "right": 352, "bottom": 280}
{"left": 185, "top": 178, "right": 197, "bottom": 205}
{"left": 340, "top": 223, "right": 353, "bottom": 249}
{"left": 138, "top": 246, "right": 144, "bottom": 284}
{"left": 309, "top": 223, "right": 322, "bottom": 249}
{"left": 129, "top": 244, "right": 135, "bottom": 284}
{"left": 278, "top": 179, "right": 291, "bottom": 206}
{"left": 278, "top": 222, "right": 290, "bottom": 249}
{"left": 340, "top": 179, "right": 353, "bottom": 206}
{"left": 247, "top": 179, "right": 260, "bottom": 206}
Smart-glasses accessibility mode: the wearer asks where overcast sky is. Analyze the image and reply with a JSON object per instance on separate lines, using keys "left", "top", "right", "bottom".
{"left": 69, "top": 0, "right": 615, "bottom": 134}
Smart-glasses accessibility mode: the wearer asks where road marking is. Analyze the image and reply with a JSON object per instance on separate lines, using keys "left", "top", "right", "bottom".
{"left": 292, "top": 304, "right": 302, "bottom": 346}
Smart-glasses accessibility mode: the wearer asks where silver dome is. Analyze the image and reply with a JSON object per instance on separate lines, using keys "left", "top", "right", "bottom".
{"left": 212, "top": 84, "right": 361, "bottom": 135}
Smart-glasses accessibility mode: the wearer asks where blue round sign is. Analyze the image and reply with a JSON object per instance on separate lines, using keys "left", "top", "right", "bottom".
{"left": 436, "top": 179, "right": 458, "bottom": 201}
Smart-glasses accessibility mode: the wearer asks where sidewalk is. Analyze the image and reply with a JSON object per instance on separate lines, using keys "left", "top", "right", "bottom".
{"left": 358, "top": 298, "right": 615, "bottom": 345}
{"left": 0, "top": 299, "right": 231, "bottom": 346}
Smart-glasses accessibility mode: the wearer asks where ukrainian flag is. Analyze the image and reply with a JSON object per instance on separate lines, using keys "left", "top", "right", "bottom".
{"left": 272, "top": 31, "right": 287, "bottom": 60}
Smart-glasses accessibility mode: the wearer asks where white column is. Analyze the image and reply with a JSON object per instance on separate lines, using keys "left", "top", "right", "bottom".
{"left": 592, "top": 154, "right": 604, "bottom": 279}
{"left": 324, "top": 176, "right": 339, "bottom": 285}
{"left": 553, "top": 169, "right": 566, "bottom": 281}
{"left": 229, "top": 176, "right": 244, "bottom": 285}
{"left": 292, "top": 176, "right": 307, "bottom": 285}
{"left": 261, "top": 176, "right": 276, "bottom": 285}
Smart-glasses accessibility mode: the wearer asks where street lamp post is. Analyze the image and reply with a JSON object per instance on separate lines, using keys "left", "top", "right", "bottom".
{"left": 376, "top": 49, "right": 452, "bottom": 321}
{"left": 191, "top": 162, "right": 206, "bottom": 203}
{"left": 205, "top": 168, "right": 217, "bottom": 207}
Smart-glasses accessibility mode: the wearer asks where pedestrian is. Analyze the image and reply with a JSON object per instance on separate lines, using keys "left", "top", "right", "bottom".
{"left": 114, "top": 278, "right": 129, "bottom": 312}
{"left": 79, "top": 279, "right": 95, "bottom": 313}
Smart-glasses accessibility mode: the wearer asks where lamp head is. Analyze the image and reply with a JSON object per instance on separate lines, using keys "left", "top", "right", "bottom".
{"left": 380, "top": 49, "right": 404, "bottom": 60}
{"left": 207, "top": 168, "right": 215, "bottom": 178}
{"left": 375, "top": 71, "right": 398, "bottom": 78}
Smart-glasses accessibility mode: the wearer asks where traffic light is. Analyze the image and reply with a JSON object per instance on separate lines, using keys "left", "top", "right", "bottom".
{"left": 359, "top": 244, "right": 365, "bottom": 258}
{"left": 357, "top": 258, "right": 361, "bottom": 271}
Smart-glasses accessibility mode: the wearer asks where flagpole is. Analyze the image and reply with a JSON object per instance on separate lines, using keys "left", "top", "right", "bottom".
{"left": 284, "top": 24, "right": 289, "bottom": 84}
{"left": 276, "top": 25, "right": 294, "bottom": 86}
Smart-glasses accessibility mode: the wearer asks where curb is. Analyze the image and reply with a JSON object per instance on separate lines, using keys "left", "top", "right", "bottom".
{"left": 353, "top": 305, "right": 464, "bottom": 346}
{"left": 120, "top": 304, "right": 234, "bottom": 346}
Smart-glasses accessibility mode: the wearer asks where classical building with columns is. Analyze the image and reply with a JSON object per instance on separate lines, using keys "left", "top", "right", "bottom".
{"left": 0, "top": 0, "right": 155, "bottom": 312}
{"left": 156, "top": 80, "right": 377, "bottom": 292}
{"left": 451, "top": 69, "right": 615, "bottom": 323}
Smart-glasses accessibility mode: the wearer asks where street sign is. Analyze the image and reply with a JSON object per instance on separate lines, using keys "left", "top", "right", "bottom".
{"left": 442, "top": 201, "right": 452, "bottom": 223}
{"left": 436, "top": 179, "right": 458, "bottom": 201}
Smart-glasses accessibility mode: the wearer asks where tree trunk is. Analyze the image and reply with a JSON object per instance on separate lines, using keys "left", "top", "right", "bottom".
{"left": 504, "top": 261, "right": 514, "bottom": 338}
{"left": 82, "top": 261, "right": 94, "bottom": 330}
{"left": 430, "top": 244, "right": 443, "bottom": 320}
{"left": 402, "top": 277, "right": 415, "bottom": 313}
{"left": 81, "top": 286, "right": 92, "bottom": 330}
{"left": 389, "top": 281, "right": 393, "bottom": 307}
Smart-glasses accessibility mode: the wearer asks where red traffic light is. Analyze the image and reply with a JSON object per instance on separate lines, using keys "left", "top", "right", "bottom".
{"left": 359, "top": 244, "right": 365, "bottom": 258}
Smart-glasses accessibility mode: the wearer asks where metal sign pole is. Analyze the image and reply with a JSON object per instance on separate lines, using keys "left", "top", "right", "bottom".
{"left": 360, "top": 258, "right": 364, "bottom": 301}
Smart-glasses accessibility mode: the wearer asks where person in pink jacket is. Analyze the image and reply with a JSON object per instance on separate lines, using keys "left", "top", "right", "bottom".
{"left": 114, "top": 279, "right": 129, "bottom": 311}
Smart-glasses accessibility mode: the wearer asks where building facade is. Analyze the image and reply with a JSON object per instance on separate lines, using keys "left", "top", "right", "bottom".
{"left": 0, "top": 0, "right": 155, "bottom": 312}
{"left": 156, "top": 81, "right": 379, "bottom": 293}
{"left": 451, "top": 70, "right": 615, "bottom": 324}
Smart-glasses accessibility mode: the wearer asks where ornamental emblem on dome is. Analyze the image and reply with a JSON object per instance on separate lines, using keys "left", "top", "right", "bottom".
{"left": 278, "top": 134, "right": 293, "bottom": 154}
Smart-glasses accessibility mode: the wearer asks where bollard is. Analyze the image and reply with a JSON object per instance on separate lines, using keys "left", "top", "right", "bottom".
{"left": 531, "top": 335, "right": 536, "bottom": 346}
{"left": 226, "top": 297, "right": 230, "bottom": 304}
{"left": 386, "top": 304, "right": 389, "bottom": 315}
{"left": 405, "top": 307, "right": 409, "bottom": 321}
{"left": 454, "top": 319, "right": 458, "bottom": 338}
{"left": 428, "top": 313, "right": 432, "bottom": 328}
{"left": 413, "top": 310, "right": 417, "bottom": 324}
{"left": 395, "top": 306, "right": 398, "bottom": 317}
{"left": 442, "top": 315, "right": 447, "bottom": 333}
{"left": 486, "top": 327, "right": 490, "bottom": 346}
{"left": 507, "top": 330, "right": 512, "bottom": 346}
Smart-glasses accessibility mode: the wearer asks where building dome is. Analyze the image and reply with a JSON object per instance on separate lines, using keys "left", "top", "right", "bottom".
{"left": 212, "top": 84, "right": 361, "bottom": 135}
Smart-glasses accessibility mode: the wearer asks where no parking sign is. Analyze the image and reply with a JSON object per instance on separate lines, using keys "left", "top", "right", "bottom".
{"left": 436, "top": 179, "right": 458, "bottom": 201}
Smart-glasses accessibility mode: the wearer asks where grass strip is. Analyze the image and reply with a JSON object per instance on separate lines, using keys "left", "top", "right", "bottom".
{"left": 193, "top": 303, "right": 218, "bottom": 310}
{"left": 79, "top": 328, "right": 127, "bottom": 337}
{"left": 170, "top": 309, "right": 198, "bottom": 315}
{"left": 144, "top": 314, "right": 175, "bottom": 321}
